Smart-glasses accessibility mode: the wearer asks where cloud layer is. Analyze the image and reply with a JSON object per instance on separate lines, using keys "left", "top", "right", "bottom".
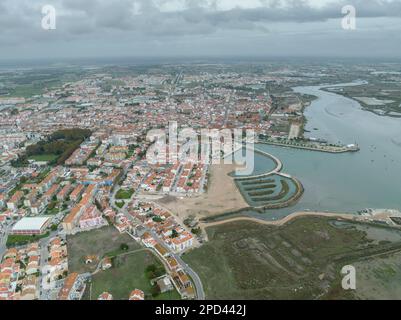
{"left": 1, "top": 0, "right": 401, "bottom": 60}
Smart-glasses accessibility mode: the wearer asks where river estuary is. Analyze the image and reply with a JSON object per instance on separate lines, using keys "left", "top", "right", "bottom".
{"left": 246, "top": 83, "right": 401, "bottom": 220}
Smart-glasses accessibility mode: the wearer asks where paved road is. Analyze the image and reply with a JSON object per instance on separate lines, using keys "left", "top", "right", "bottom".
{"left": 120, "top": 203, "right": 206, "bottom": 300}
{"left": 0, "top": 224, "right": 12, "bottom": 261}
{"left": 0, "top": 235, "right": 7, "bottom": 260}
{"left": 173, "top": 253, "right": 205, "bottom": 300}
{"left": 147, "top": 229, "right": 206, "bottom": 300}
{"left": 200, "top": 211, "right": 363, "bottom": 229}
{"left": 39, "top": 230, "right": 66, "bottom": 299}
{"left": 110, "top": 157, "right": 206, "bottom": 300}
{"left": 110, "top": 158, "right": 145, "bottom": 212}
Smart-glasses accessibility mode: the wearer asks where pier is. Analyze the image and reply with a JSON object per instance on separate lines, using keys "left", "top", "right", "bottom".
{"left": 258, "top": 138, "right": 360, "bottom": 154}
{"left": 232, "top": 146, "right": 283, "bottom": 181}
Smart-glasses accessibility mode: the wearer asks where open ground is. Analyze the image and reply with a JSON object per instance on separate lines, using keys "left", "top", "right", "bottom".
{"left": 183, "top": 216, "right": 401, "bottom": 299}
{"left": 67, "top": 226, "right": 141, "bottom": 274}
{"left": 157, "top": 164, "right": 248, "bottom": 220}
{"left": 89, "top": 250, "right": 181, "bottom": 300}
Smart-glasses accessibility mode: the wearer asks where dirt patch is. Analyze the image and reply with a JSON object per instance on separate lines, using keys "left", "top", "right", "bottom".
{"left": 156, "top": 164, "right": 248, "bottom": 220}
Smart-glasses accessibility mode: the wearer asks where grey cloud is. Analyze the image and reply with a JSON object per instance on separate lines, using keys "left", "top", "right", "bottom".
{"left": 1, "top": 0, "right": 401, "bottom": 59}
{"left": 55, "top": 0, "right": 401, "bottom": 37}
{"left": 2, "top": 0, "right": 401, "bottom": 39}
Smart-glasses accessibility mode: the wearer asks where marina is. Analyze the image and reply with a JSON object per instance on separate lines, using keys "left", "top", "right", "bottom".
{"left": 237, "top": 83, "right": 401, "bottom": 220}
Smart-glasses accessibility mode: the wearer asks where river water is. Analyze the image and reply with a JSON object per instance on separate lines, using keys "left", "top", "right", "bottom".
{"left": 246, "top": 83, "right": 401, "bottom": 220}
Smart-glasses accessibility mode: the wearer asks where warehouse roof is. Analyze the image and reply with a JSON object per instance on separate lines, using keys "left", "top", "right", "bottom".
{"left": 12, "top": 217, "right": 51, "bottom": 231}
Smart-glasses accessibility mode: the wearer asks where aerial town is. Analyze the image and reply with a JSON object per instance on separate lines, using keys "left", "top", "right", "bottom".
{"left": 1, "top": 61, "right": 401, "bottom": 301}
{"left": 3, "top": 0, "right": 401, "bottom": 309}
{"left": 0, "top": 62, "right": 324, "bottom": 300}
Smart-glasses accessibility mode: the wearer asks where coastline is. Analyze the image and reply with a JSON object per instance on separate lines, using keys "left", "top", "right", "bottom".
{"left": 258, "top": 140, "right": 359, "bottom": 154}
{"left": 200, "top": 211, "right": 359, "bottom": 230}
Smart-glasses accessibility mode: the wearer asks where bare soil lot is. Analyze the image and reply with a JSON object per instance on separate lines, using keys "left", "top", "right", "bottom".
{"left": 67, "top": 226, "right": 140, "bottom": 274}
{"left": 89, "top": 250, "right": 181, "bottom": 300}
{"left": 157, "top": 164, "right": 248, "bottom": 220}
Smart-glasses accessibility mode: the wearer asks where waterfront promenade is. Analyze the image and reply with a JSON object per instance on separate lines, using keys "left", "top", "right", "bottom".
{"left": 200, "top": 209, "right": 401, "bottom": 232}
{"left": 200, "top": 211, "right": 359, "bottom": 230}
{"left": 259, "top": 138, "right": 359, "bottom": 153}
{"left": 232, "top": 147, "right": 283, "bottom": 180}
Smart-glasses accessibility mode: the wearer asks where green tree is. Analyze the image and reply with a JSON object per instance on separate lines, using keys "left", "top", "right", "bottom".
{"left": 120, "top": 243, "right": 129, "bottom": 251}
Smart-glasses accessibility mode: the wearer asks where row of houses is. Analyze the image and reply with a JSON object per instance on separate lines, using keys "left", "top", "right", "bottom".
{"left": 61, "top": 185, "right": 107, "bottom": 234}
{"left": 104, "top": 150, "right": 127, "bottom": 162}
{"left": 57, "top": 272, "right": 88, "bottom": 300}
{"left": 42, "top": 236, "right": 68, "bottom": 290}
{"left": 78, "top": 168, "right": 121, "bottom": 187}
{"left": 121, "top": 163, "right": 150, "bottom": 192}
{"left": 65, "top": 141, "right": 99, "bottom": 166}
{"left": 104, "top": 204, "right": 195, "bottom": 298}
{"left": 6, "top": 167, "right": 62, "bottom": 215}
{"left": 97, "top": 289, "right": 145, "bottom": 301}
{"left": 141, "top": 233, "right": 195, "bottom": 299}
{"left": 175, "top": 163, "right": 207, "bottom": 194}
{"left": 129, "top": 202, "right": 195, "bottom": 254}
{"left": 139, "top": 161, "right": 208, "bottom": 195}
{"left": 0, "top": 243, "right": 41, "bottom": 300}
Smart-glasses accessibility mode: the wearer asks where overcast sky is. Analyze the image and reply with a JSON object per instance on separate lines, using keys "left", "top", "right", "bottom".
{"left": 1, "top": 0, "right": 401, "bottom": 61}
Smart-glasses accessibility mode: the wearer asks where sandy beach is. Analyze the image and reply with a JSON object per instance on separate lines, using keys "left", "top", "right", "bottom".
{"left": 156, "top": 164, "right": 248, "bottom": 220}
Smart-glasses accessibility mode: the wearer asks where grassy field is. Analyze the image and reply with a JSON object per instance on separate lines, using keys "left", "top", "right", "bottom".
{"left": 9, "top": 84, "right": 43, "bottom": 98}
{"left": 67, "top": 226, "right": 140, "bottom": 274}
{"left": 115, "top": 189, "right": 134, "bottom": 200}
{"left": 183, "top": 217, "right": 401, "bottom": 300}
{"left": 6, "top": 232, "right": 50, "bottom": 248}
{"left": 115, "top": 201, "right": 125, "bottom": 208}
{"left": 89, "top": 250, "right": 181, "bottom": 300}
{"left": 28, "top": 154, "right": 59, "bottom": 162}
{"left": 352, "top": 251, "right": 401, "bottom": 299}
{"left": 12, "top": 128, "right": 91, "bottom": 167}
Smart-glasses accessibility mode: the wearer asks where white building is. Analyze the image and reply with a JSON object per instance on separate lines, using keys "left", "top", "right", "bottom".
{"left": 11, "top": 217, "right": 51, "bottom": 235}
